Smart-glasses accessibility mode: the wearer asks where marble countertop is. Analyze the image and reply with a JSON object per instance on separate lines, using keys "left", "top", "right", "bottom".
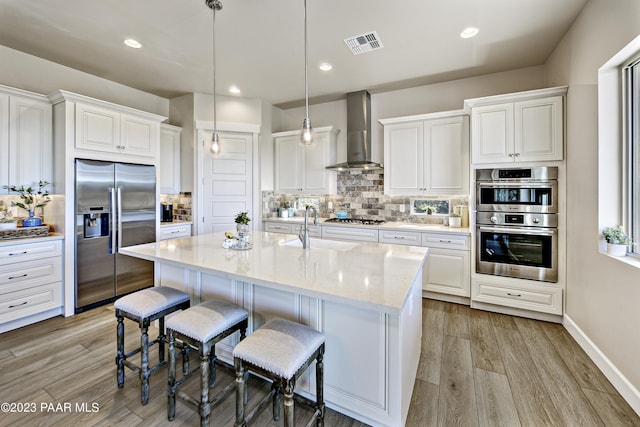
{"left": 263, "top": 217, "right": 471, "bottom": 235}
{"left": 120, "top": 231, "right": 428, "bottom": 314}
{"left": 0, "top": 232, "right": 64, "bottom": 246}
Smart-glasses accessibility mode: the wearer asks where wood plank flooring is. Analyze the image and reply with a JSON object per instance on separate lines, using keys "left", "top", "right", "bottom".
{"left": 0, "top": 299, "right": 638, "bottom": 426}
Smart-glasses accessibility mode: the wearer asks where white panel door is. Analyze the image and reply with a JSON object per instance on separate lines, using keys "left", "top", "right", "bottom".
{"left": 201, "top": 132, "right": 253, "bottom": 234}
{"left": 121, "top": 114, "right": 157, "bottom": 157}
{"left": 0, "top": 93, "right": 8, "bottom": 194}
{"left": 383, "top": 121, "right": 423, "bottom": 195}
{"left": 422, "top": 248, "right": 470, "bottom": 297}
{"left": 424, "top": 116, "right": 469, "bottom": 194}
{"left": 75, "top": 102, "right": 120, "bottom": 152}
{"left": 274, "top": 134, "right": 302, "bottom": 193}
{"left": 8, "top": 95, "right": 52, "bottom": 190}
{"left": 303, "top": 132, "right": 331, "bottom": 192}
{"left": 471, "top": 103, "right": 513, "bottom": 164}
{"left": 515, "top": 96, "right": 563, "bottom": 162}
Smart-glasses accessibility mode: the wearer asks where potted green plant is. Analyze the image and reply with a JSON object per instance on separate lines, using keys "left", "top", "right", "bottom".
{"left": 234, "top": 211, "right": 251, "bottom": 240}
{"left": 448, "top": 212, "right": 462, "bottom": 228}
{"left": 601, "top": 226, "right": 630, "bottom": 256}
{"left": 279, "top": 201, "right": 291, "bottom": 218}
{"left": 3, "top": 181, "right": 51, "bottom": 227}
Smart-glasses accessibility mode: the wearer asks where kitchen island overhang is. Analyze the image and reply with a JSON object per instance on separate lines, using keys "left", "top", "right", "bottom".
{"left": 120, "top": 231, "right": 428, "bottom": 427}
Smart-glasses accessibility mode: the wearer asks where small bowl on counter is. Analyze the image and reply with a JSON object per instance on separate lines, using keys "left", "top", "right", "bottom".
{"left": 335, "top": 211, "right": 348, "bottom": 219}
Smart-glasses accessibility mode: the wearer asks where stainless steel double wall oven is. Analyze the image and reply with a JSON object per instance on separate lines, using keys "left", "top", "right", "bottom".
{"left": 475, "top": 166, "right": 559, "bottom": 282}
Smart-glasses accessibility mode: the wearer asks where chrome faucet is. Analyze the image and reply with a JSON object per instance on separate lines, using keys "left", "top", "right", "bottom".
{"left": 298, "top": 205, "right": 318, "bottom": 249}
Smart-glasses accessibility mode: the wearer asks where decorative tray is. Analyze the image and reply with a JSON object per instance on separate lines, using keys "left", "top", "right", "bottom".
{"left": 0, "top": 225, "right": 50, "bottom": 240}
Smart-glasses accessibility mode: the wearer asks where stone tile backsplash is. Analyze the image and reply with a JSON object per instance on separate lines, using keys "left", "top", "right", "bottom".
{"left": 263, "top": 169, "right": 469, "bottom": 225}
{"left": 160, "top": 192, "right": 192, "bottom": 221}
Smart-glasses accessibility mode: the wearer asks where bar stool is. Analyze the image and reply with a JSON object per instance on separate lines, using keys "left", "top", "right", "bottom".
{"left": 166, "top": 300, "right": 248, "bottom": 427}
{"left": 233, "top": 318, "right": 325, "bottom": 427}
{"left": 114, "top": 286, "right": 190, "bottom": 405}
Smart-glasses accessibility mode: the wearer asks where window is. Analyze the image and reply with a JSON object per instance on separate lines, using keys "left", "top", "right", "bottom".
{"left": 624, "top": 59, "right": 640, "bottom": 256}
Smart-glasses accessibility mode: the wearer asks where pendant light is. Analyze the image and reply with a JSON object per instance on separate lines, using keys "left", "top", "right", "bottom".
{"left": 207, "top": 0, "right": 222, "bottom": 154}
{"left": 300, "top": 0, "right": 313, "bottom": 145}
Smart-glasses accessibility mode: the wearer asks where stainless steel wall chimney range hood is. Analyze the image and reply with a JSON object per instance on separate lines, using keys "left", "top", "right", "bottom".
{"left": 326, "top": 90, "right": 383, "bottom": 171}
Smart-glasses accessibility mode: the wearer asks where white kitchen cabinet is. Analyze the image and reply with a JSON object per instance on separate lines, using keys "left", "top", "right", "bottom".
{"left": 159, "top": 124, "right": 182, "bottom": 194}
{"left": 378, "top": 229, "right": 422, "bottom": 246}
{"left": 467, "top": 87, "right": 566, "bottom": 164}
{"left": 0, "top": 238, "right": 63, "bottom": 332}
{"left": 264, "top": 221, "right": 320, "bottom": 237}
{"left": 75, "top": 102, "right": 158, "bottom": 158}
{"left": 159, "top": 223, "right": 191, "bottom": 240}
{"left": 322, "top": 226, "right": 379, "bottom": 243}
{"left": 381, "top": 113, "right": 469, "bottom": 196}
{"left": 274, "top": 126, "right": 339, "bottom": 194}
{"left": 421, "top": 232, "right": 470, "bottom": 297}
{"left": 0, "top": 85, "right": 52, "bottom": 194}
{"left": 472, "top": 275, "right": 563, "bottom": 315}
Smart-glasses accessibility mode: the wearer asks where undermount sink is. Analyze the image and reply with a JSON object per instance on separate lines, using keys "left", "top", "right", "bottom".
{"left": 281, "top": 238, "right": 359, "bottom": 250}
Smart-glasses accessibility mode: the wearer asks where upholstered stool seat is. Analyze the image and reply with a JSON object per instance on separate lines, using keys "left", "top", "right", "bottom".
{"left": 167, "top": 300, "right": 248, "bottom": 427}
{"left": 233, "top": 318, "right": 325, "bottom": 427}
{"left": 115, "top": 286, "right": 190, "bottom": 405}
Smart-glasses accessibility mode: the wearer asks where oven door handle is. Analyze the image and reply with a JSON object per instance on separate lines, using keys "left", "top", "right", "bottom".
{"left": 476, "top": 182, "right": 556, "bottom": 189}
{"left": 478, "top": 225, "right": 557, "bottom": 236}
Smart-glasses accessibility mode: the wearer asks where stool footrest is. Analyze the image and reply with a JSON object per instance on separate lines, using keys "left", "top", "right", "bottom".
{"left": 243, "top": 386, "right": 277, "bottom": 425}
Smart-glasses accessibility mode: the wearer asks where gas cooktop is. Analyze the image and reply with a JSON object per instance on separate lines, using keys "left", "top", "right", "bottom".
{"left": 324, "top": 218, "right": 387, "bottom": 225}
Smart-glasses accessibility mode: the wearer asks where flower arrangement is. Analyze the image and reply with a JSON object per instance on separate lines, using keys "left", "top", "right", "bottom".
{"left": 601, "top": 226, "right": 630, "bottom": 245}
{"left": 3, "top": 181, "right": 51, "bottom": 215}
{"left": 234, "top": 211, "right": 251, "bottom": 225}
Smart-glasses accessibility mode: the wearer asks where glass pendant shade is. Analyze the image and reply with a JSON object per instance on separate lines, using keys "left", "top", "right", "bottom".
{"left": 211, "top": 132, "right": 220, "bottom": 154}
{"left": 301, "top": 117, "right": 313, "bottom": 145}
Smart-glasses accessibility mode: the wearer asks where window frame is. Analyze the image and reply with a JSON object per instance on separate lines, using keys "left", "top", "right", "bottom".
{"left": 623, "top": 58, "right": 640, "bottom": 257}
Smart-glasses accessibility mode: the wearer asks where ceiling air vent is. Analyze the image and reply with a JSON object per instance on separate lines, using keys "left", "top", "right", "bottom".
{"left": 344, "top": 31, "right": 383, "bottom": 55}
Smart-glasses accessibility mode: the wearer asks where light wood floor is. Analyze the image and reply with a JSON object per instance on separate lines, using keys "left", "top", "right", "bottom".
{"left": 0, "top": 299, "right": 638, "bottom": 426}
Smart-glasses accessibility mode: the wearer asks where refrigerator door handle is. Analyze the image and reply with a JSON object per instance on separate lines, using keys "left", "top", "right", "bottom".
{"left": 117, "top": 187, "right": 123, "bottom": 250}
{"left": 110, "top": 187, "right": 117, "bottom": 254}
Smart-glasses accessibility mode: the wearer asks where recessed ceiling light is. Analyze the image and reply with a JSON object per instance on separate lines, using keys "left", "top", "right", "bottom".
{"left": 229, "top": 85, "right": 241, "bottom": 94}
{"left": 124, "top": 38, "right": 142, "bottom": 48}
{"left": 460, "top": 27, "right": 479, "bottom": 39}
{"left": 319, "top": 63, "right": 333, "bottom": 71}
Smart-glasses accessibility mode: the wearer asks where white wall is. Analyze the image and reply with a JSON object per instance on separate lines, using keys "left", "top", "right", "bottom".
{"left": 278, "top": 66, "right": 545, "bottom": 166}
{"left": 545, "top": 0, "right": 640, "bottom": 402}
{"left": 0, "top": 45, "right": 168, "bottom": 116}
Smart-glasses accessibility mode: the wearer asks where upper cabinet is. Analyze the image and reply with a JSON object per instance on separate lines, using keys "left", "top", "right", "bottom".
{"left": 0, "top": 85, "right": 52, "bottom": 194}
{"left": 48, "top": 90, "right": 166, "bottom": 164}
{"left": 274, "top": 126, "right": 339, "bottom": 194}
{"left": 381, "top": 112, "right": 469, "bottom": 196}
{"left": 466, "top": 87, "right": 567, "bottom": 164}
{"left": 159, "top": 124, "right": 182, "bottom": 194}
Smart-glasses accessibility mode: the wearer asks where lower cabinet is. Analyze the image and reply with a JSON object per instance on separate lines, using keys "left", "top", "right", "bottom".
{"left": 421, "top": 232, "right": 470, "bottom": 297}
{"left": 264, "top": 221, "right": 320, "bottom": 237}
{"left": 159, "top": 223, "right": 192, "bottom": 240}
{"left": 471, "top": 275, "right": 563, "bottom": 315}
{"left": 0, "top": 239, "right": 63, "bottom": 332}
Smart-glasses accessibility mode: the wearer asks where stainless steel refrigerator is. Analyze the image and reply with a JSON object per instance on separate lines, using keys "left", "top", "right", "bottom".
{"left": 75, "top": 159, "right": 156, "bottom": 312}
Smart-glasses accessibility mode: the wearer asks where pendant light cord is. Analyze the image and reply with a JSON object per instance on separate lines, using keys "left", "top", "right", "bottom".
{"left": 212, "top": 2, "right": 217, "bottom": 137}
{"left": 304, "top": 0, "right": 309, "bottom": 120}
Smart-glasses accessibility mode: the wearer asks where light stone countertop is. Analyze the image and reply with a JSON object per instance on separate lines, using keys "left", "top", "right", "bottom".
{"left": 159, "top": 220, "right": 192, "bottom": 227}
{"left": 263, "top": 217, "right": 471, "bottom": 235}
{"left": 120, "top": 231, "right": 428, "bottom": 314}
{"left": 0, "top": 232, "right": 64, "bottom": 247}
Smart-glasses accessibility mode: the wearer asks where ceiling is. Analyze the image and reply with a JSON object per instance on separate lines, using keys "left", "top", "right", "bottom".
{"left": 0, "top": 0, "right": 588, "bottom": 109}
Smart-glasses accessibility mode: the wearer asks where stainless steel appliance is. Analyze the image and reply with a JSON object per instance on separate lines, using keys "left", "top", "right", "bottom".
{"left": 75, "top": 159, "right": 156, "bottom": 312}
{"left": 475, "top": 166, "right": 558, "bottom": 282}
{"left": 161, "top": 203, "right": 173, "bottom": 222}
{"left": 476, "top": 166, "right": 558, "bottom": 213}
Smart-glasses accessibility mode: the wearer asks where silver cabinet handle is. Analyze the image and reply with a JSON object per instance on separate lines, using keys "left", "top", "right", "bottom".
{"left": 8, "top": 274, "right": 28, "bottom": 280}
{"left": 439, "top": 240, "right": 452, "bottom": 243}
{"left": 8, "top": 251, "right": 28, "bottom": 256}
{"left": 507, "top": 292, "right": 522, "bottom": 297}
{"left": 8, "top": 301, "right": 28, "bottom": 309}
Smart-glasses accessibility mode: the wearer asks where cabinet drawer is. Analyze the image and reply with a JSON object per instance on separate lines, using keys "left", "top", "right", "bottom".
{"left": 423, "top": 248, "right": 470, "bottom": 297}
{"left": 379, "top": 230, "right": 422, "bottom": 246}
{"left": 0, "top": 282, "right": 62, "bottom": 323}
{"left": 472, "top": 279, "right": 562, "bottom": 315}
{"left": 421, "top": 233, "right": 470, "bottom": 250}
{"left": 0, "top": 240, "right": 62, "bottom": 264}
{"left": 159, "top": 224, "right": 191, "bottom": 240}
{"left": 0, "top": 256, "right": 62, "bottom": 292}
{"left": 264, "top": 223, "right": 294, "bottom": 234}
{"left": 322, "top": 226, "right": 379, "bottom": 243}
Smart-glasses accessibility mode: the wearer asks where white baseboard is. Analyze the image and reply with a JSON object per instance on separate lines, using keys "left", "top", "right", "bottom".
{"left": 422, "top": 291, "right": 470, "bottom": 306}
{"left": 563, "top": 314, "right": 640, "bottom": 416}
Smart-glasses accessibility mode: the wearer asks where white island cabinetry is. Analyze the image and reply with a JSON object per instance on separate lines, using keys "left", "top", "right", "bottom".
{"left": 120, "top": 232, "right": 426, "bottom": 427}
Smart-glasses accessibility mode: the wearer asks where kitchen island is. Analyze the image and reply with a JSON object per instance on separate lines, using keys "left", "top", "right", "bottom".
{"left": 120, "top": 231, "right": 427, "bottom": 427}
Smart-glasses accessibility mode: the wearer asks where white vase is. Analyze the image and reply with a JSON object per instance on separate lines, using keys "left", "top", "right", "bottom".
{"left": 607, "top": 243, "right": 627, "bottom": 256}
{"left": 449, "top": 217, "right": 462, "bottom": 228}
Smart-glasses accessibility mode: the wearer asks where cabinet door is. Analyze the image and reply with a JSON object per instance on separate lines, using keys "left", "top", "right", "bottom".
{"left": 0, "top": 93, "right": 8, "bottom": 194}
{"left": 471, "top": 103, "right": 513, "bottom": 164}
{"left": 302, "top": 132, "right": 333, "bottom": 193}
{"left": 121, "top": 114, "right": 157, "bottom": 157}
{"left": 274, "top": 134, "right": 302, "bottom": 193}
{"left": 423, "top": 248, "right": 470, "bottom": 297}
{"left": 515, "top": 96, "right": 563, "bottom": 162}
{"left": 8, "top": 95, "right": 52, "bottom": 190}
{"left": 75, "top": 102, "right": 120, "bottom": 153}
{"left": 383, "top": 121, "right": 423, "bottom": 195}
{"left": 424, "top": 116, "right": 469, "bottom": 195}
{"left": 160, "top": 125, "right": 181, "bottom": 194}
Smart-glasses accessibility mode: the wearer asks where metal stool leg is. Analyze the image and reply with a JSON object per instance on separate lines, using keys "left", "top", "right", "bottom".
{"left": 158, "top": 316, "right": 166, "bottom": 363}
{"left": 316, "top": 346, "right": 325, "bottom": 427}
{"left": 167, "top": 331, "right": 177, "bottom": 421}
{"left": 234, "top": 358, "right": 246, "bottom": 427}
{"left": 272, "top": 382, "right": 282, "bottom": 421}
{"left": 208, "top": 347, "right": 217, "bottom": 388}
{"left": 199, "top": 345, "right": 211, "bottom": 427}
{"left": 283, "top": 378, "right": 295, "bottom": 427}
{"left": 140, "top": 325, "right": 150, "bottom": 405}
{"left": 116, "top": 315, "right": 125, "bottom": 388}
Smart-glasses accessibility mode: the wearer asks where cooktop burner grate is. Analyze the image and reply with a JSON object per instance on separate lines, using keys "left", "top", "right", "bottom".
{"left": 324, "top": 218, "right": 386, "bottom": 225}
